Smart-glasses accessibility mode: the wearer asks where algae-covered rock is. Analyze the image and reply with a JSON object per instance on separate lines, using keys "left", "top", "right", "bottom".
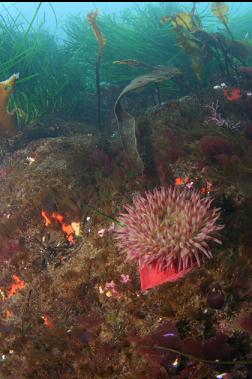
{"left": 0, "top": 97, "right": 251, "bottom": 378}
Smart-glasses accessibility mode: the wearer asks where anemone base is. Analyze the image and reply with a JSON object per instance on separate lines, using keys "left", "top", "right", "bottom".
{"left": 140, "top": 261, "right": 192, "bottom": 290}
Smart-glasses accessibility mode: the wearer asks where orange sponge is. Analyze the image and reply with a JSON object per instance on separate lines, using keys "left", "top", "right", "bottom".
{"left": 0, "top": 73, "right": 19, "bottom": 138}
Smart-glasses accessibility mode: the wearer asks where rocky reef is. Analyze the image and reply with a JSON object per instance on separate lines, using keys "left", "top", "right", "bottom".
{"left": 0, "top": 88, "right": 252, "bottom": 378}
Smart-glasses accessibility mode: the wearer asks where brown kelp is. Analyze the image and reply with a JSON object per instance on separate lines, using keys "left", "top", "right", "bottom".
{"left": 211, "top": 2, "right": 233, "bottom": 39}
{"left": 161, "top": 9, "right": 202, "bottom": 80}
{"left": 161, "top": 2, "right": 252, "bottom": 81}
{"left": 114, "top": 64, "right": 180, "bottom": 173}
{"left": 87, "top": 10, "right": 106, "bottom": 136}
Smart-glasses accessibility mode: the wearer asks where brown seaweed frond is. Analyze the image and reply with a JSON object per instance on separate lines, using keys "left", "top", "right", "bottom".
{"left": 114, "top": 66, "right": 180, "bottom": 174}
{"left": 140, "top": 345, "right": 252, "bottom": 366}
{"left": 113, "top": 59, "right": 153, "bottom": 69}
{"left": 87, "top": 10, "right": 106, "bottom": 63}
{"left": 87, "top": 10, "right": 106, "bottom": 136}
{"left": 211, "top": 2, "right": 233, "bottom": 39}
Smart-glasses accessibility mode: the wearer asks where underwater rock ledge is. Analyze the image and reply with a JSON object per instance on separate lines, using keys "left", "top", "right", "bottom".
{"left": 0, "top": 97, "right": 251, "bottom": 378}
